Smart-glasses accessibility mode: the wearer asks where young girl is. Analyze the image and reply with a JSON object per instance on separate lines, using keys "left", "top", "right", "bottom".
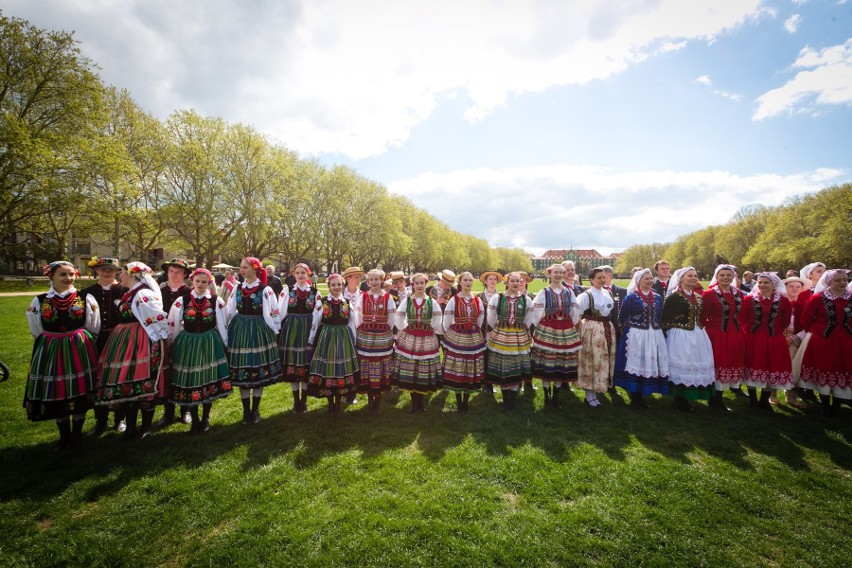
{"left": 442, "top": 272, "right": 486, "bottom": 413}
{"left": 613, "top": 268, "right": 669, "bottom": 409}
{"left": 576, "top": 268, "right": 617, "bottom": 407}
{"left": 226, "top": 257, "right": 283, "bottom": 424}
{"left": 485, "top": 272, "right": 535, "bottom": 411}
{"left": 355, "top": 269, "right": 396, "bottom": 413}
{"left": 530, "top": 264, "right": 581, "bottom": 408}
{"left": 95, "top": 262, "right": 169, "bottom": 439}
{"left": 394, "top": 273, "right": 444, "bottom": 413}
{"left": 478, "top": 271, "right": 502, "bottom": 394}
{"left": 307, "top": 273, "right": 360, "bottom": 416}
{"left": 278, "top": 263, "right": 320, "bottom": 413}
{"left": 167, "top": 268, "right": 232, "bottom": 433}
{"left": 740, "top": 273, "right": 794, "bottom": 411}
{"left": 25, "top": 261, "right": 100, "bottom": 449}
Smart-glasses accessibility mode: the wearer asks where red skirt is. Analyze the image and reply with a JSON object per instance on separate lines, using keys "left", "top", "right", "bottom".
{"left": 799, "top": 330, "right": 851, "bottom": 389}
{"left": 705, "top": 326, "right": 745, "bottom": 385}
{"left": 743, "top": 332, "right": 793, "bottom": 388}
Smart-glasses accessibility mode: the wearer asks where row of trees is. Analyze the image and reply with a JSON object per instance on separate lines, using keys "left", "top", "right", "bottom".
{"left": 614, "top": 184, "right": 852, "bottom": 276}
{"left": 0, "top": 13, "right": 533, "bottom": 275}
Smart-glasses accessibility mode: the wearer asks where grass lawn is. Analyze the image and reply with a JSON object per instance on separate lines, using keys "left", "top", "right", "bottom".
{"left": 0, "top": 295, "right": 849, "bottom": 567}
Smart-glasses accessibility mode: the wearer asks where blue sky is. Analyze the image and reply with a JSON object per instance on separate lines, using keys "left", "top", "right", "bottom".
{"left": 5, "top": 0, "right": 851, "bottom": 255}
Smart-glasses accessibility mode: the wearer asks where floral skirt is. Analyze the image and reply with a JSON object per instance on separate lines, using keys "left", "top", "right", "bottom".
{"left": 25, "top": 329, "right": 98, "bottom": 421}
{"left": 531, "top": 318, "right": 581, "bottom": 384}
{"left": 279, "top": 312, "right": 312, "bottom": 384}
{"left": 228, "top": 315, "right": 283, "bottom": 388}
{"left": 356, "top": 324, "right": 395, "bottom": 394}
{"left": 394, "top": 327, "right": 441, "bottom": 393}
{"left": 442, "top": 324, "right": 486, "bottom": 393}
{"left": 170, "top": 329, "right": 232, "bottom": 406}
{"left": 96, "top": 322, "right": 165, "bottom": 404}
{"left": 308, "top": 324, "right": 359, "bottom": 398}
{"left": 577, "top": 320, "right": 615, "bottom": 393}
{"left": 485, "top": 325, "right": 532, "bottom": 388}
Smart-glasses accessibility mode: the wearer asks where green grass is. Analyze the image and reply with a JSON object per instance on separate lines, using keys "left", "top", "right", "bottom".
{"left": 0, "top": 295, "right": 849, "bottom": 567}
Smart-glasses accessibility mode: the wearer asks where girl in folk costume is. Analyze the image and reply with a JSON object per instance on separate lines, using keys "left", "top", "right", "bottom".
{"left": 782, "top": 275, "right": 812, "bottom": 409}
{"left": 158, "top": 258, "right": 191, "bottom": 427}
{"left": 793, "top": 270, "right": 851, "bottom": 415}
{"left": 576, "top": 268, "right": 617, "bottom": 407}
{"left": 354, "top": 269, "right": 396, "bottom": 413}
{"left": 95, "top": 262, "right": 169, "bottom": 439}
{"left": 442, "top": 272, "right": 486, "bottom": 413}
{"left": 700, "top": 265, "right": 746, "bottom": 412}
{"left": 740, "top": 273, "right": 794, "bottom": 411}
{"left": 167, "top": 268, "right": 232, "bottom": 434}
{"left": 530, "top": 264, "right": 581, "bottom": 408}
{"left": 516, "top": 271, "right": 538, "bottom": 395}
{"left": 477, "top": 271, "right": 502, "bottom": 394}
{"left": 226, "top": 257, "right": 283, "bottom": 424}
{"left": 278, "top": 263, "right": 320, "bottom": 413}
{"left": 307, "top": 274, "right": 360, "bottom": 416}
{"left": 485, "top": 272, "right": 535, "bottom": 412}
{"left": 25, "top": 261, "right": 100, "bottom": 449}
{"left": 613, "top": 268, "right": 670, "bottom": 409}
{"left": 661, "top": 267, "right": 716, "bottom": 411}
{"left": 394, "top": 272, "right": 444, "bottom": 413}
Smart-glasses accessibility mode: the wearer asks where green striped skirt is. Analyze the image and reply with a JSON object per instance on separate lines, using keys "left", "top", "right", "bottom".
{"left": 25, "top": 329, "right": 98, "bottom": 421}
{"left": 308, "top": 324, "right": 359, "bottom": 397}
{"left": 227, "top": 315, "right": 283, "bottom": 388}
{"left": 486, "top": 325, "right": 532, "bottom": 388}
{"left": 279, "top": 312, "right": 312, "bottom": 383}
{"left": 170, "top": 329, "right": 232, "bottom": 406}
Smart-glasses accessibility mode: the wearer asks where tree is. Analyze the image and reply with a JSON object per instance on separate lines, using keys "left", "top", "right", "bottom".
{"left": 614, "top": 242, "right": 670, "bottom": 274}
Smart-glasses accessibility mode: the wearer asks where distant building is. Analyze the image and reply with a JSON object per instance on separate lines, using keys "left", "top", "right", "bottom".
{"left": 530, "top": 248, "right": 621, "bottom": 276}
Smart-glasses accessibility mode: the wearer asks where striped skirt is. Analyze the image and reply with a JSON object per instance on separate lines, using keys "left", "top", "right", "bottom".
{"left": 170, "top": 329, "right": 232, "bottom": 406}
{"left": 279, "top": 312, "right": 312, "bottom": 383}
{"left": 486, "top": 325, "right": 532, "bottom": 388}
{"left": 308, "top": 324, "right": 359, "bottom": 397}
{"left": 394, "top": 327, "right": 441, "bottom": 393}
{"left": 96, "top": 322, "right": 164, "bottom": 404}
{"left": 442, "top": 324, "right": 486, "bottom": 393}
{"left": 25, "top": 329, "right": 98, "bottom": 421}
{"left": 356, "top": 324, "right": 395, "bottom": 394}
{"left": 227, "top": 315, "right": 283, "bottom": 388}
{"left": 531, "top": 318, "right": 581, "bottom": 384}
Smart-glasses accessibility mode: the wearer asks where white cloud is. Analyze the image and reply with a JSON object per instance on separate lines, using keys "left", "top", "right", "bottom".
{"left": 695, "top": 75, "right": 713, "bottom": 86}
{"left": 783, "top": 14, "right": 801, "bottom": 33}
{"left": 754, "top": 39, "right": 852, "bottom": 120}
{"left": 694, "top": 75, "right": 743, "bottom": 102}
{"left": 387, "top": 165, "right": 846, "bottom": 251}
{"left": 1, "top": 0, "right": 766, "bottom": 159}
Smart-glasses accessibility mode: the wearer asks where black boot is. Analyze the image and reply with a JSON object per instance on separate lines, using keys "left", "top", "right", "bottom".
{"left": 292, "top": 389, "right": 301, "bottom": 412}
{"left": 748, "top": 387, "right": 759, "bottom": 409}
{"left": 543, "top": 386, "right": 552, "bottom": 407}
{"left": 455, "top": 393, "right": 463, "bottom": 413}
{"left": 552, "top": 386, "right": 561, "bottom": 409}
{"left": 714, "top": 391, "right": 731, "bottom": 412}
{"left": 156, "top": 402, "right": 176, "bottom": 428}
{"left": 674, "top": 396, "right": 693, "bottom": 412}
{"left": 820, "top": 394, "right": 832, "bottom": 416}
{"left": 731, "top": 385, "right": 748, "bottom": 398}
{"left": 188, "top": 406, "right": 201, "bottom": 435}
{"left": 462, "top": 393, "right": 470, "bottom": 413}
{"left": 69, "top": 417, "right": 85, "bottom": 448}
{"left": 327, "top": 395, "right": 335, "bottom": 414}
{"left": 524, "top": 380, "right": 536, "bottom": 395}
{"left": 251, "top": 396, "right": 262, "bottom": 423}
{"left": 55, "top": 420, "right": 71, "bottom": 451}
{"left": 483, "top": 383, "right": 494, "bottom": 394}
{"left": 801, "top": 388, "right": 819, "bottom": 404}
{"left": 88, "top": 406, "right": 109, "bottom": 437}
{"left": 140, "top": 407, "right": 155, "bottom": 439}
{"left": 113, "top": 407, "right": 126, "bottom": 432}
{"left": 333, "top": 395, "right": 343, "bottom": 417}
{"left": 831, "top": 397, "right": 842, "bottom": 415}
{"left": 240, "top": 397, "right": 252, "bottom": 424}
{"left": 200, "top": 403, "right": 211, "bottom": 433}
{"left": 758, "top": 389, "right": 773, "bottom": 412}
{"left": 501, "top": 390, "right": 512, "bottom": 412}
{"left": 630, "top": 392, "right": 642, "bottom": 410}
{"left": 373, "top": 394, "right": 381, "bottom": 413}
{"left": 124, "top": 403, "right": 139, "bottom": 441}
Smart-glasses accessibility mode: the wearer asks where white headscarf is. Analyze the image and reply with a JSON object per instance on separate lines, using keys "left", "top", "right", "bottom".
{"left": 813, "top": 269, "right": 852, "bottom": 300}
{"left": 627, "top": 268, "right": 652, "bottom": 296}
{"left": 125, "top": 262, "right": 162, "bottom": 303}
{"left": 799, "top": 262, "right": 826, "bottom": 282}
{"left": 667, "top": 266, "right": 696, "bottom": 297}
{"left": 750, "top": 272, "right": 786, "bottom": 299}
{"left": 709, "top": 264, "right": 737, "bottom": 289}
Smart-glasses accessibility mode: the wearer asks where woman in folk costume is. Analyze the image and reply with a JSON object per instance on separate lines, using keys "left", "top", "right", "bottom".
{"left": 613, "top": 268, "right": 669, "bottom": 409}
{"left": 740, "top": 272, "right": 794, "bottom": 411}
{"left": 477, "top": 271, "right": 502, "bottom": 394}
{"left": 442, "top": 272, "right": 486, "bottom": 413}
{"left": 660, "top": 267, "right": 716, "bottom": 411}
{"left": 355, "top": 269, "right": 396, "bottom": 413}
{"left": 226, "top": 257, "right": 283, "bottom": 424}
{"left": 485, "top": 272, "right": 535, "bottom": 412}
{"left": 516, "top": 271, "right": 538, "bottom": 395}
{"left": 25, "top": 261, "right": 100, "bottom": 449}
{"left": 793, "top": 269, "right": 851, "bottom": 416}
{"left": 576, "top": 268, "right": 617, "bottom": 407}
{"left": 95, "top": 262, "right": 169, "bottom": 439}
{"left": 166, "top": 268, "right": 232, "bottom": 434}
{"left": 394, "top": 272, "right": 444, "bottom": 413}
{"left": 529, "top": 264, "right": 581, "bottom": 408}
{"left": 699, "top": 264, "right": 746, "bottom": 412}
{"left": 278, "top": 263, "right": 320, "bottom": 413}
{"left": 782, "top": 275, "right": 812, "bottom": 409}
{"left": 307, "top": 273, "right": 360, "bottom": 416}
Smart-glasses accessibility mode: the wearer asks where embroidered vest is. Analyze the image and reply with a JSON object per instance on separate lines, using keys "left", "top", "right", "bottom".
{"left": 182, "top": 291, "right": 218, "bottom": 333}
{"left": 38, "top": 292, "right": 87, "bottom": 333}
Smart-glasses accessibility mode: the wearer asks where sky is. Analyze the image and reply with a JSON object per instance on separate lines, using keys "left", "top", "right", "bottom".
{"left": 4, "top": 0, "right": 851, "bottom": 256}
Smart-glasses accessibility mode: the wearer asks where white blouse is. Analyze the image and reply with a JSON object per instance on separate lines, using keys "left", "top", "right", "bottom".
{"left": 167, "top": 290, "right": 229, "bottom": 343}
{"left": 26, "top": 286, "right": 101, "bottom": 338}
{"left": 442, "top": 295, "right": 485, "bottom": 329}
{"left": 225, "top": 279, "right": 282, "bottom": 334}
{"left": 576, "top": 287, "right": 615, "bottom": 317}
{"left": 395, "top": 296, "right": 444, "bottom": 335}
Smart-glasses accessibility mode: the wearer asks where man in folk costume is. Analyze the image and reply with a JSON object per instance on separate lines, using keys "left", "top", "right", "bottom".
{"left": 158, "top": 258, "right": 191, "bottom": 427}
{"left": 388, "top": 271, "right": 409, "bottom": 307}
{"left": 80, "top": 257, "right": 128, "bottom": 436}
{"left": 651, "top": 260, "right": 671, "bottom": 297}
{"left": 561, "top": 260, "right": 586, "bottom": 296}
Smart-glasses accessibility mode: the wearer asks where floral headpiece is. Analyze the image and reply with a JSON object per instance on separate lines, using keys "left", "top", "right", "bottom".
{"left": 87, "top": 256, "right": 120, "bottom": 269}
{"left": 244, "top": 257, "right": 267, "bottom": 286}
{"left": 42, "top": 260, "right": 75, "bottom": 277}
{"left": 125, "top": 262, "right": 153, "bottom": 279}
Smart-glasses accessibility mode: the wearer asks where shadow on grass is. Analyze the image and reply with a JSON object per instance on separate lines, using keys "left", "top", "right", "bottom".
{"left": 1, "top": 388, "right": 849, "bottom": 506}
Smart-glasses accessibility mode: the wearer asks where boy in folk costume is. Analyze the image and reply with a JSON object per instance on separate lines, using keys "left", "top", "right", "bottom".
{"left": 158, "top": 258, "right": 191, "bottom": 427}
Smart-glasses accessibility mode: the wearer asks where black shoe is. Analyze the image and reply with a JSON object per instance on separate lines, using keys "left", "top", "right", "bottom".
{"left": 240, "top": 398, "right": 252, "bottom": 424}
{"left": 731, "top": 386, "right": 748, "bottom": 399}
{"left": 88, "top": 420, "right": 108, "bottom": 438}
{"left": 552, "top": 387, "right": 561, "bottom": 409}
{"left": 55, "top": 420, "right": 71, "bottom": 451}
{"left": 543, "top": 386, "right": 551, "bottom": 407}
{"left": 758, "top": 390, "right": 773, "bottom": 412}
{"left": 69, "top": 418, "right": 85, "bottom": 449}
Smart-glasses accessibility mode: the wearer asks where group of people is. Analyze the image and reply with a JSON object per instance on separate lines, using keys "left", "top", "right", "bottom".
{"left": 22, "top": 255, "right": 851, "bottom": 451}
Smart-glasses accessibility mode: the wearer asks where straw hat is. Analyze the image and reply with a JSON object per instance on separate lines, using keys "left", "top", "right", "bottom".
{"left": 479, "top": 271, "right": 503, "bottom": 285}
{"left": 342, "top": 266, "right": 365, "bottom": 280}
{"left": 389, "top": 271, "right": 405, "bottom": 281}
{"left": 782, "top": 276, "right": 812, "bottom": 289}
{"left": 439, "top": 269, "right": 457, "bottom": 286}
{"left": 517, "top": 271, "right": 534, "bottom": 283}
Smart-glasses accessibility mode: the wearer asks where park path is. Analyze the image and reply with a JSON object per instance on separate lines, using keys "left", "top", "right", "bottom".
{"left": 0, "top": 292, "right": 44, "bottom": 297}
